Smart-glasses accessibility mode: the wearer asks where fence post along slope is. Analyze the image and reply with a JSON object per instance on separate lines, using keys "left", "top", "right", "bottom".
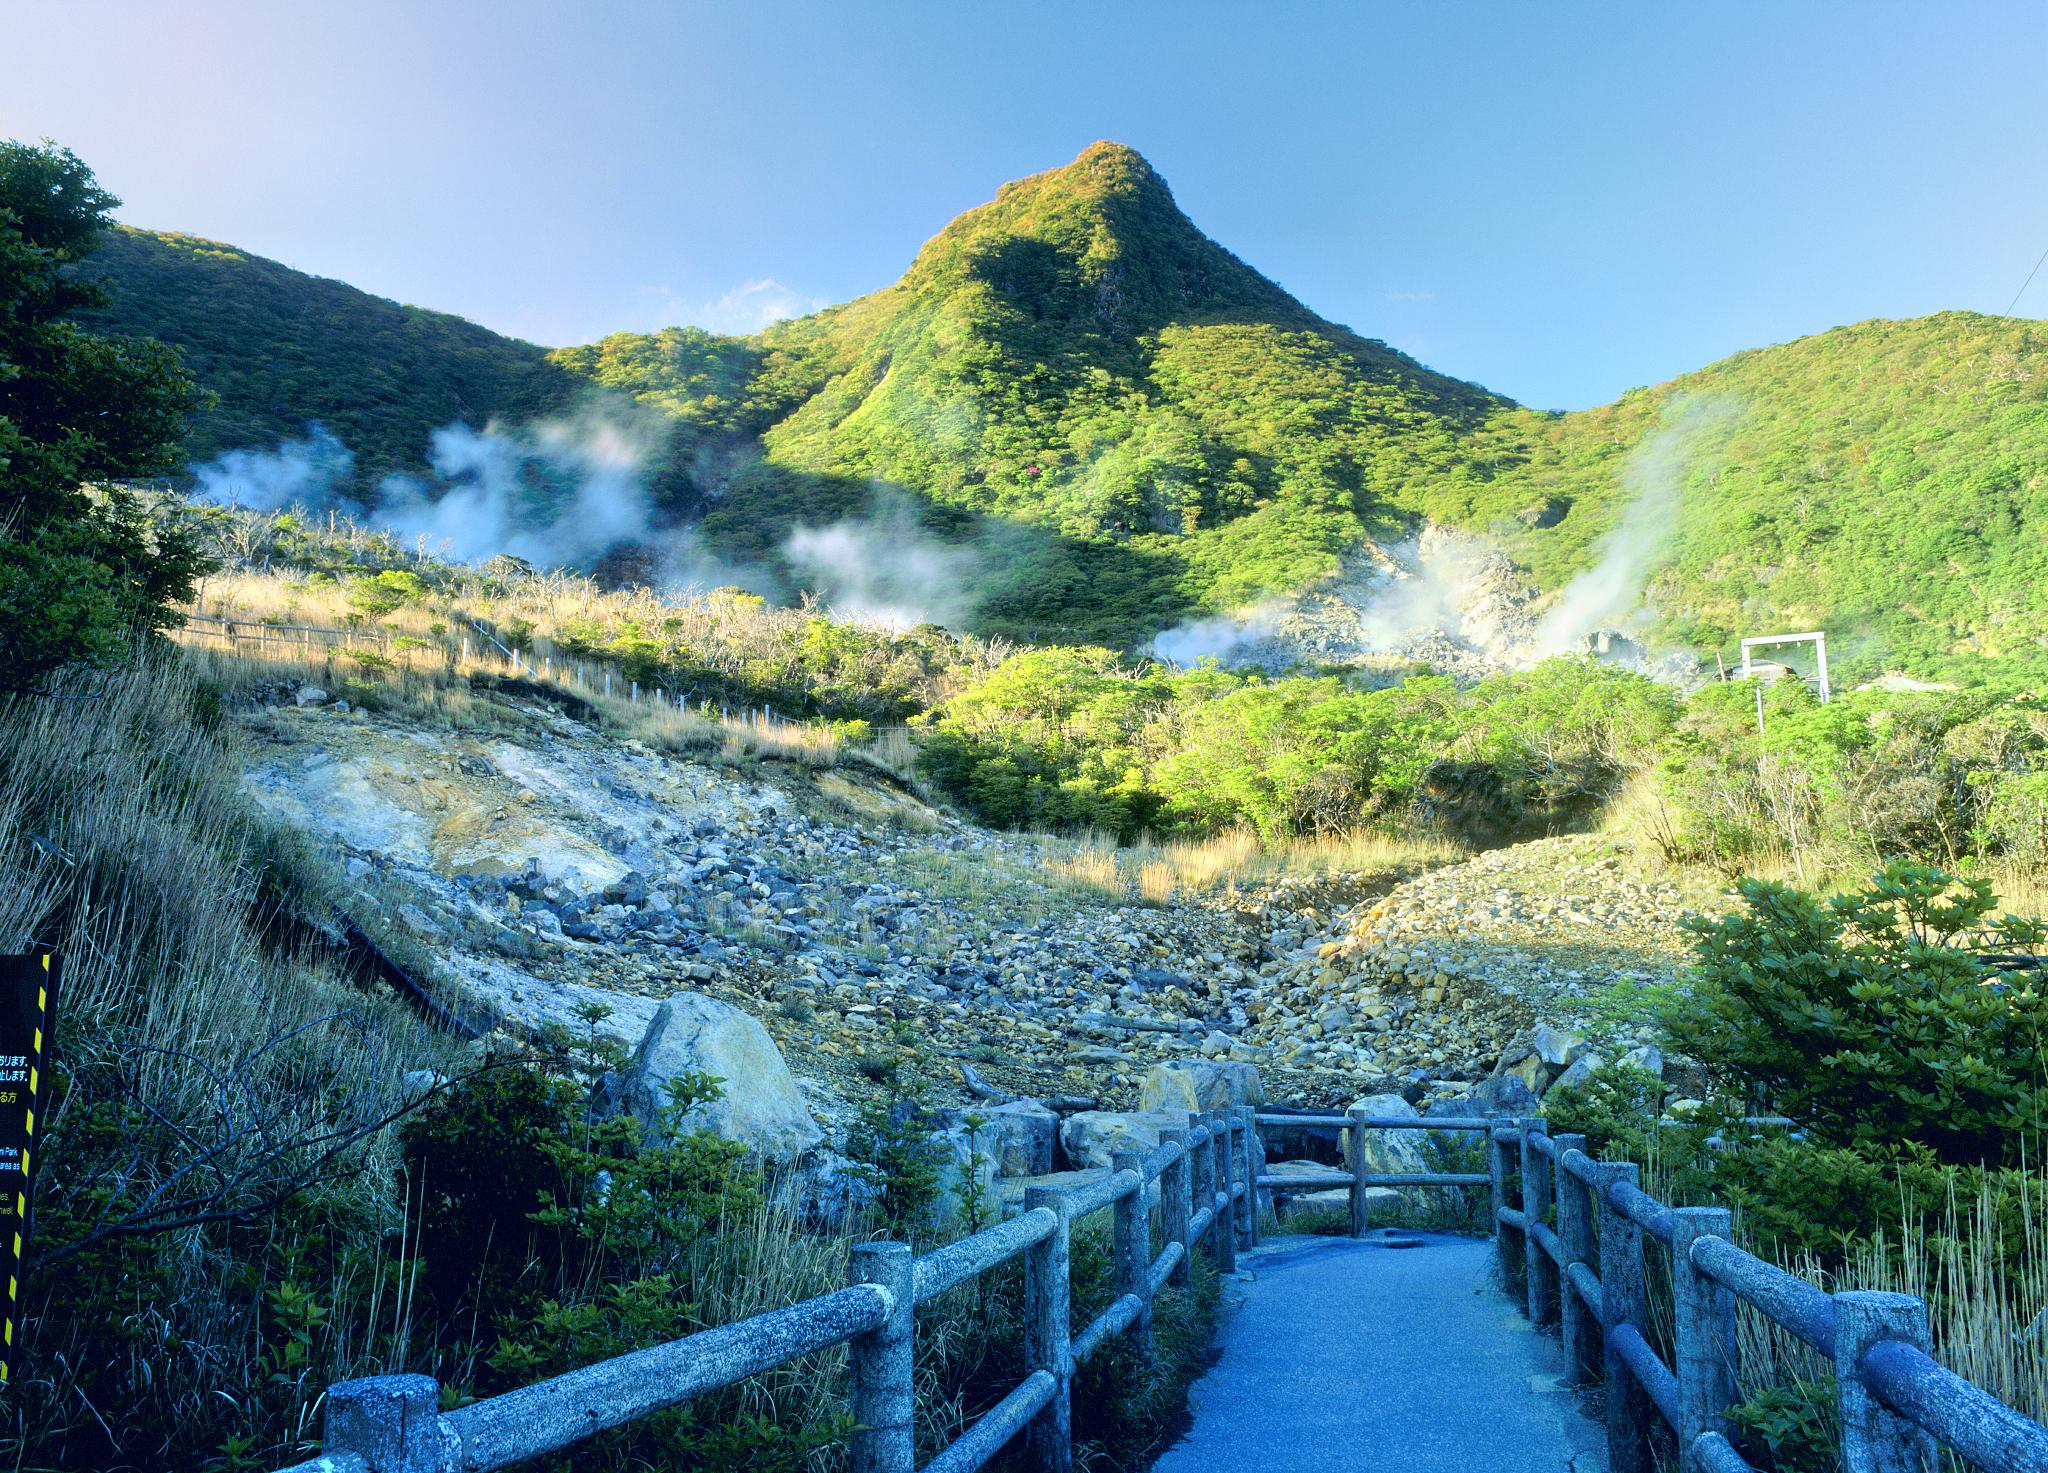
{"left": 1490, "top": 1116, "right": 1524, "bottom": 1288}
{"left": 1669, "top": 1206, "right": 1737, "bottom": 1469}
{"left": 1834, "top": 1294, "right": 1937, "bottom": 1473}
{"left": 850, "top": 1242, "right": 915, "bottom": 1473}
{"left": 1208, "top": 1109, "right": 1237, "bottom": 1275}
{"left": 1110, "top": 1150, "right": 1152, "bottom": 1356}
{"left": 1346, "top": 1105, "right": 1373, "bottom": 1237}
{"left": 1520, "top": 1116, "right": 1558, "bottom": 1328}
{"left": 1022, "top": 1184, "right": 1073, "bottom": 1473}
{"left": 1160, "top": 1125, "right": 1192, "bottom": 1287}
{"left": 1551, "top": 1131, "right": 1599, "bottom": 1385}
{"left": 1594, "top": 1159, "right": 1659, "bottom": 1473}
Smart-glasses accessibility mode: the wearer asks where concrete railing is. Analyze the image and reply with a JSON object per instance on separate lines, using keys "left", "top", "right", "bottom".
{"left": 1492, "top": 1117, "right": 2048, "bottom": 1473}
{"left": 1250, "top": 1109, "right": 1493, "bottom": 1236}
{"left": 273, "top": 1106, "right": 1261, "bottom": 1473}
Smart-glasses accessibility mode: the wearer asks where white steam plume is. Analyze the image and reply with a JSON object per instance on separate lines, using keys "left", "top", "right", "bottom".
{"left": 784, "top": 498, "right": 979, "bottom": 631}
{"left": 191, "top": 424, "right": 354, "bottom": 511}
{"left": 1152, "top": 607, "right": 1283, "bottom": 666}
{"left": 374, "top": 406, "right": 664, "bottom": 568}
{"left": 1531, "top": 392, "right": 1735, "bottom": 654}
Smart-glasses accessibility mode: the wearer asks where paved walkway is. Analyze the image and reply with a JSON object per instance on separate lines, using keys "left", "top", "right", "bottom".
{"left": 1154, "top": 1232, "right": 1606, "bottom": 1473}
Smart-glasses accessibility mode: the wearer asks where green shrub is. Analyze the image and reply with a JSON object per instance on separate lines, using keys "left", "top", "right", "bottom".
{"left": 0, "top": 141, "right": 206, "bottom": 693}
{"left": 843, "top": 1062, "right": 950, "bottom": 1242}
{"left": 1665, "top": 861, "right": 2048, "bottom": 1165}
{"left": 347, "top": 569, "right": 428, "bottom": 620}
{"left": 1728, "top": 1378, "right": 1838, "bottom": 1473}
{"left": 919, "top": 652, "right": 1674, "bottom": 842}
{"left": 1541, "top": 1061, "right": 1667, "bottom": 1159}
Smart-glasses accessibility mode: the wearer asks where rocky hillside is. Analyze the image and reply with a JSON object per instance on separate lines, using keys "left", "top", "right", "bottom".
{"left": 232, "top": 664, "right": 1719, "bottom": 1213}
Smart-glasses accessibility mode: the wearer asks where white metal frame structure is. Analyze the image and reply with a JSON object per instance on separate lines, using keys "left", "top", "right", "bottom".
{"left": 1739, "top": 631, "right": 1831, "bottom": 703}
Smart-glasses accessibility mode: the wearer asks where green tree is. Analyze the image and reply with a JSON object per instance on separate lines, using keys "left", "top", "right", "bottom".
{"left": 0, "top": 139, "right": 206, "bottom": 692}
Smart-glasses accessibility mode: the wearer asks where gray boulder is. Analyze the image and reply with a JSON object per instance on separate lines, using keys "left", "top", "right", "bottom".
{"left": 1533, "top": 1022, "right": 1592, "bottom": 1069}
{"left": 1431, "top": 1074, "right": 1538, "bottom": 1118}
{"left": 455, "top": 962, "right": 819, "bottom": 1159}
{"left": 934, "top": 1126, "right": 1002, "bottom": 1231}
{"left": 796, "top": 1149, "right": 880, "bottom": 1229}
{"left": 1346, "top": 1093, "right": 1430, "bottom": 1177}
{"left": 941, "top": 1099, "right": 1059, "bottom": 1177}
{"left": 1663, "top": 1055, "right": 1709, "bottom": 1100}
{"left": 1547, "top": 1052, "right": 1606, "bottom": 1096}
{"left": 1494, "top": 1023, "right": 1591, "bottom": 1096}
{"left": 623, "top": 992, "right": 823, "bottom": 1160}
{"left": 1139, "top": 1059, "right": 1264, "bottom": 1115}
{"left": 1058, "top": 1109, "right": 1183, "bottom": 1171}
{"left": 1264, "top": 1157, "right": 1402, "bottom": 1219}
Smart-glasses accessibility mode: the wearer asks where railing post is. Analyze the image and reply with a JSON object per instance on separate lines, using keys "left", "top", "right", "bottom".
{"left": 1346, "top": 1105, "right": 1372, "bottom": 1238}
{"left": 1111, "top": 1150, "right": 1154, "bottom": 1354}
{"left": 323, "top": 1374, "right": 454, "bottom": 1473}
{"left": 1247, "top": 1106, "right": 1269, "bottom": 1235}
{"left": 849, "top": 1241, "right": 915, "bottom": 1473}
{"left": 1671, "top": 1207, "right": 1737, "bottom": 1472}
{"left": 1521, "top": 1116, "right": 1557, "bottom": 1326}
{"left": 1553, "top": 1133, "right": 1599, "bottom": 1383}
{"left": 1209, "top": 1109, "right": 1238, "bottom": 1274}
{"left": 1233, "top": 1105, "right": 1257, "bottom": 1249}
{"left": 1593, "top": 1161, "right": 1653, "bottom": 1473}
{"left": 1161, "top": 1126, "right": 1192, "bottom": 1287}
{"left": 1185, "top": 1111, "right": 1214, "bottom": 1271}
{"left": 1834, "top": 1292, "right": 1937, "bottom": 1473}
{"left": 1489, "top": 1116, "right": 1525, "bottom": 1286}
{"left": 1024, "top": 1185, "right": 1074, "bottom": 1473}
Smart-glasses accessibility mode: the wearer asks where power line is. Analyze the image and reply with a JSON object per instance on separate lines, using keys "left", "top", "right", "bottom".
{"left": 2003, "top": 239, "right": 2048, "bottom": 317}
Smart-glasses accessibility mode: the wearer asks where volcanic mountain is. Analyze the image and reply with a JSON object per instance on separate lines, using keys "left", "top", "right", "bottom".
{"left": 79, "top": 142, "right": 2048, "bottom": 676}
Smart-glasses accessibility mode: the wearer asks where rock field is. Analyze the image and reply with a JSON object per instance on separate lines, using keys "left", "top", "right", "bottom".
{"left": 238, "top": 681, "right": 1725, "bottom": 1197}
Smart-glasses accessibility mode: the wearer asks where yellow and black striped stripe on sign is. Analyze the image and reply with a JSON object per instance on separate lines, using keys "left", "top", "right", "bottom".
{"left": 0, "top": 953, "right": 58, "bottom": 1384}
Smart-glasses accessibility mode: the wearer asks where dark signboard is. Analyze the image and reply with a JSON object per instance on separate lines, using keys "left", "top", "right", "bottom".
{"left": 0, "top": 953, "right": 57, "bottom": 1383}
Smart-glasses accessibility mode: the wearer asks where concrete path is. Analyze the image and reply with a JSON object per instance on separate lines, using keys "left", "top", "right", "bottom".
{"left": 1154, "top": 1232, "right": 1606, "bottom": 1473}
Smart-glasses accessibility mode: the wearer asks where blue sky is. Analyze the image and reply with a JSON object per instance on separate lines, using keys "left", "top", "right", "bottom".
{"left": 4, "top": 0, "right": 2045, "bottom": 410}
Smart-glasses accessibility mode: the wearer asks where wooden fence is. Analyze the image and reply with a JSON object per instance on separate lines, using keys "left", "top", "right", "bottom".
{"left": 270, "top": 1107, "right": 2048, "bottom": 1473}
{"left": 1491, "top": 1116, "right": 2048, "bottom": 1473}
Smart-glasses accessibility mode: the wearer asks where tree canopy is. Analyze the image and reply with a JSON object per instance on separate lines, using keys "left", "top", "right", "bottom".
{"left": 0, "top": 140, "right": 205, "bottom": 692}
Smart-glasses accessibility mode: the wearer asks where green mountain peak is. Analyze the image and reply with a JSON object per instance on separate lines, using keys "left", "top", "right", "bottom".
{"left": 895, "top": 139, "right": 1316, "bottom": 337}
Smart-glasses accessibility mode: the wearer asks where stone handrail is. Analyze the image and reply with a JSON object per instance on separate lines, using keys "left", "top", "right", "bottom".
{"left": 1250, "top": 1106, "right": 1495, "bottom": 1237}
{"left": 286, "top": 1099, "right": 2048, "bottom": 1473}
{"left": 1493, "top": 1117, "right": 2048, "bottom": 1473}
{"left": 276, "top": 1107, "right": 1260, "bottom": 1473}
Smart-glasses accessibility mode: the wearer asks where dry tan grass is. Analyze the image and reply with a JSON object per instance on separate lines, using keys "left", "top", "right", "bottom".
{"left": 176, "top": 567, "right": 929, "bottom": 779}
{"left": 1040, "top": 826, "right": 1461, "bottom": 904}
{"left": 1636, "top": 1132, "right": 2048, "bottom": 1436}
{"left": 0, "top": 653, "right": 453, "bottom": 1465}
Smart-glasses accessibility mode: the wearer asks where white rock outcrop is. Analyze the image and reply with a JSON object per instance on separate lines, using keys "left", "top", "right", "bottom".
{"left": 453, "top": 955, "right": 819, "bottom": 1160}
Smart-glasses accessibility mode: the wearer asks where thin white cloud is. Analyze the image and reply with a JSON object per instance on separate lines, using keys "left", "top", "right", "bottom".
{"left": 1383, "top": 288, "right": 1436, "bottom": 304}
{"left": 694, "top": 278, "right": 826, "bottom": 334}
{"left": 622, "top": 278, "right": 826, "bottom": 337}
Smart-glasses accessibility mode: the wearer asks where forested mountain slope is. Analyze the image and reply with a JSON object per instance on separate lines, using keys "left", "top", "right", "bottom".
{"left": 75, "top": 228, "right": 578, "bottom": 485}
{"left": 1421, "top": 313, "right": 2048, "bottom": 680}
